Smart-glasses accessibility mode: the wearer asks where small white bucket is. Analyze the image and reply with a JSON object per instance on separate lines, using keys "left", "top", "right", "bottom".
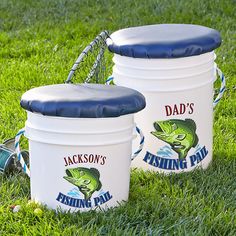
{"left": 112, "top": 53, "right": 225, "bottom": 173}
{"left": 15, "top": 84, "right": 145, "bottom": 212}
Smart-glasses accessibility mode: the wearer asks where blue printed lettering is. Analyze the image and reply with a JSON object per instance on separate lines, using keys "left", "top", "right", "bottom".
{"left": 94, "top": 191, "right": 113, "bottom": 206}
{"left": 56, "top": 191, "right": 113, "bottom": 208}
{"left": 190, "top": 146, "right": 208, "bottom": 167}
{"left": 56, "top": 192, "right": 91, "bottom": 208}
{"left": 144, "top": 151, "right": 188, "bottom": 170}
{"left": 144, "top": 146, "right": 208, "bottom": 170}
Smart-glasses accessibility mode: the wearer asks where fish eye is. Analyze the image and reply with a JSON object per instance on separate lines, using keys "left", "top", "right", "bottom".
{"left": 83, "top": 179, "right": 91, "bottom": 184}
{"left": 176, "top": 134, "right": 186, "bottom": 140}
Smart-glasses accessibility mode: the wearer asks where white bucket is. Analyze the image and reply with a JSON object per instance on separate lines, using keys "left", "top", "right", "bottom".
{"left": 16, "top": 101, "right": 144, "bottom": 212}
{"left": 16, "top": 110, "right": 144, "bottom": 212}
{"left": 16, "top": 84, "right": 145, "bottom": 212}
{"left": 112, "top": 52, "right": 225, "bottom": 173}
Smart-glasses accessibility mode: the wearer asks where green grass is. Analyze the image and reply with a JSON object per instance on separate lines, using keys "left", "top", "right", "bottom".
{"left": 0, "top": 0, "right": 236, "bottom": 235}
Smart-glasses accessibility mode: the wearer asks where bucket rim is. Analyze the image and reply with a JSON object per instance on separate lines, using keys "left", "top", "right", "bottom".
{"left": 25, "top": 111, "right": 134, "bottom": 121}
{"left": 25, "top": 133, "right": 134, "bottom": 146}
{"left": 25, "top": 122, "right": 135, "bottom": 135}
{"left": 113, "top": 52, "right": 216, "bottom": 70}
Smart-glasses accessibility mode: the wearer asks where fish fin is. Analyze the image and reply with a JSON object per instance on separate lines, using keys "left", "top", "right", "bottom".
{"left": 97, "top": 181, "right": 102, "bottom": 191}
{"left": 90, "top": 168, "right": 100, "bottom": 178}
{"left": 84, "top": 192, "right": 91, "bottom": 200}
{"left": 193, "top": 134, "right": 199, "bottom": 147}
{"left": 185, "top": 119, "right": 197, "bottom": 131}
{"left": 185, "top": 119, "right": 199, "bottom": 146}
{"left": 178, "top": 149, "right": 189, "bottom": 159}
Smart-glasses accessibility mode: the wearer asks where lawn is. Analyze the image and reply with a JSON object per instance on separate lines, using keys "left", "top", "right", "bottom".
{"left": 0, "top": 0, "right": 236, "bottom": 235}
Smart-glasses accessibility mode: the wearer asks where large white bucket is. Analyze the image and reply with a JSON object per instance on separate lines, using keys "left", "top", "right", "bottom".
{"left": 17, "top": 112, "right": 141, "bottom": 212}
{"left": 16, "top": 83, "right": 145, "bottom": 212}
{"left": 112, "top": 52, "right": 224, "bottom": 173}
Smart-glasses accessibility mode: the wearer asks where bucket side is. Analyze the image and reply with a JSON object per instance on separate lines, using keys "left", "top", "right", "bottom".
{"left": 112, "top": 51, "right": 216, "bottom": 173}
{"left": 29, "top": 133, "right": 132, "bottom": 211}
{"left": 25, "top": 112, "right": 135, "bottom": 146}
{"left": 113, "top": 69, "right": 215, "bottom": 92}
{"left": 113, "top": 61, "right": 214, "bottom": 78}
{"left": 131, "top": 83, "right": 213, "bottom": 173}
{"left": 113, "top": 52, "right": 215, "bottom": 69}
{"left": 112, "top": 52, "right": 216, "bottom": 92}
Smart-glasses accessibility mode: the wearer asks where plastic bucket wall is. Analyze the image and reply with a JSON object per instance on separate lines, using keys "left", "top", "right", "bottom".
{"left": 112, "top": 52, "right": 216, "bottom": 173}
{"left": 25, "top": 112, "right": 135, "bottom": 212}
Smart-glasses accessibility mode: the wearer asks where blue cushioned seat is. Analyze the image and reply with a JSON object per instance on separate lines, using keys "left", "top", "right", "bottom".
{"left": 20, "top": 84, "right": 146, "bottom": 118}
{"left": 107, "top": 24, "right": 221, "bottom": 58}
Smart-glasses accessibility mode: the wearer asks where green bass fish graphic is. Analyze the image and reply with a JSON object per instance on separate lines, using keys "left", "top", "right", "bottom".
{"left": 63, "top": 167, "right": 102, "bottom": 200}
{"left": 151, "top": 119, "right": 199, "bottom": 159}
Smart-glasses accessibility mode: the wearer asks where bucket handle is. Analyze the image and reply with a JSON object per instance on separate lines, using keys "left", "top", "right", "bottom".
{"left": 15, "top": 128, "right": 30, "bottom": 177}
{"left": 105, "top": 75, "right": 113, "bottom": 85}
{"left": 132, "top": 126, "right": 145, "bottom": 161}
{"left": 213, "top": 67, "right": 226, "bottom": 109}
{"left": 15, "top": 126, "right": 144, "bottom": 175}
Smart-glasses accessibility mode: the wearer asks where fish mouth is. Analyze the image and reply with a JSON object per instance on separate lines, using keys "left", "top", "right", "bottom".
{"left": 66, "top": 169, "right": 72, "bottom": 177}
{"left": 154, "top": 122, "right": 164, "bottom": 133}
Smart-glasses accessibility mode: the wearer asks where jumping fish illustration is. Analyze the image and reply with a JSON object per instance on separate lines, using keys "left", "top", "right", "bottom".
{"left": 63, "top": 167, "right": 102, "bottom": 200}
{"left": 151, "top": 119, "right": 199, "bottom": 159}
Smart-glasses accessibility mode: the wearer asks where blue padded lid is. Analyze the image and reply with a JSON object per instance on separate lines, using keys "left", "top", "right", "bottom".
{"left": 20, "top": 84, "right": 146, "bottom": 118}
{"left": 107, "top": 24, "right": 221, "bottom": 58}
